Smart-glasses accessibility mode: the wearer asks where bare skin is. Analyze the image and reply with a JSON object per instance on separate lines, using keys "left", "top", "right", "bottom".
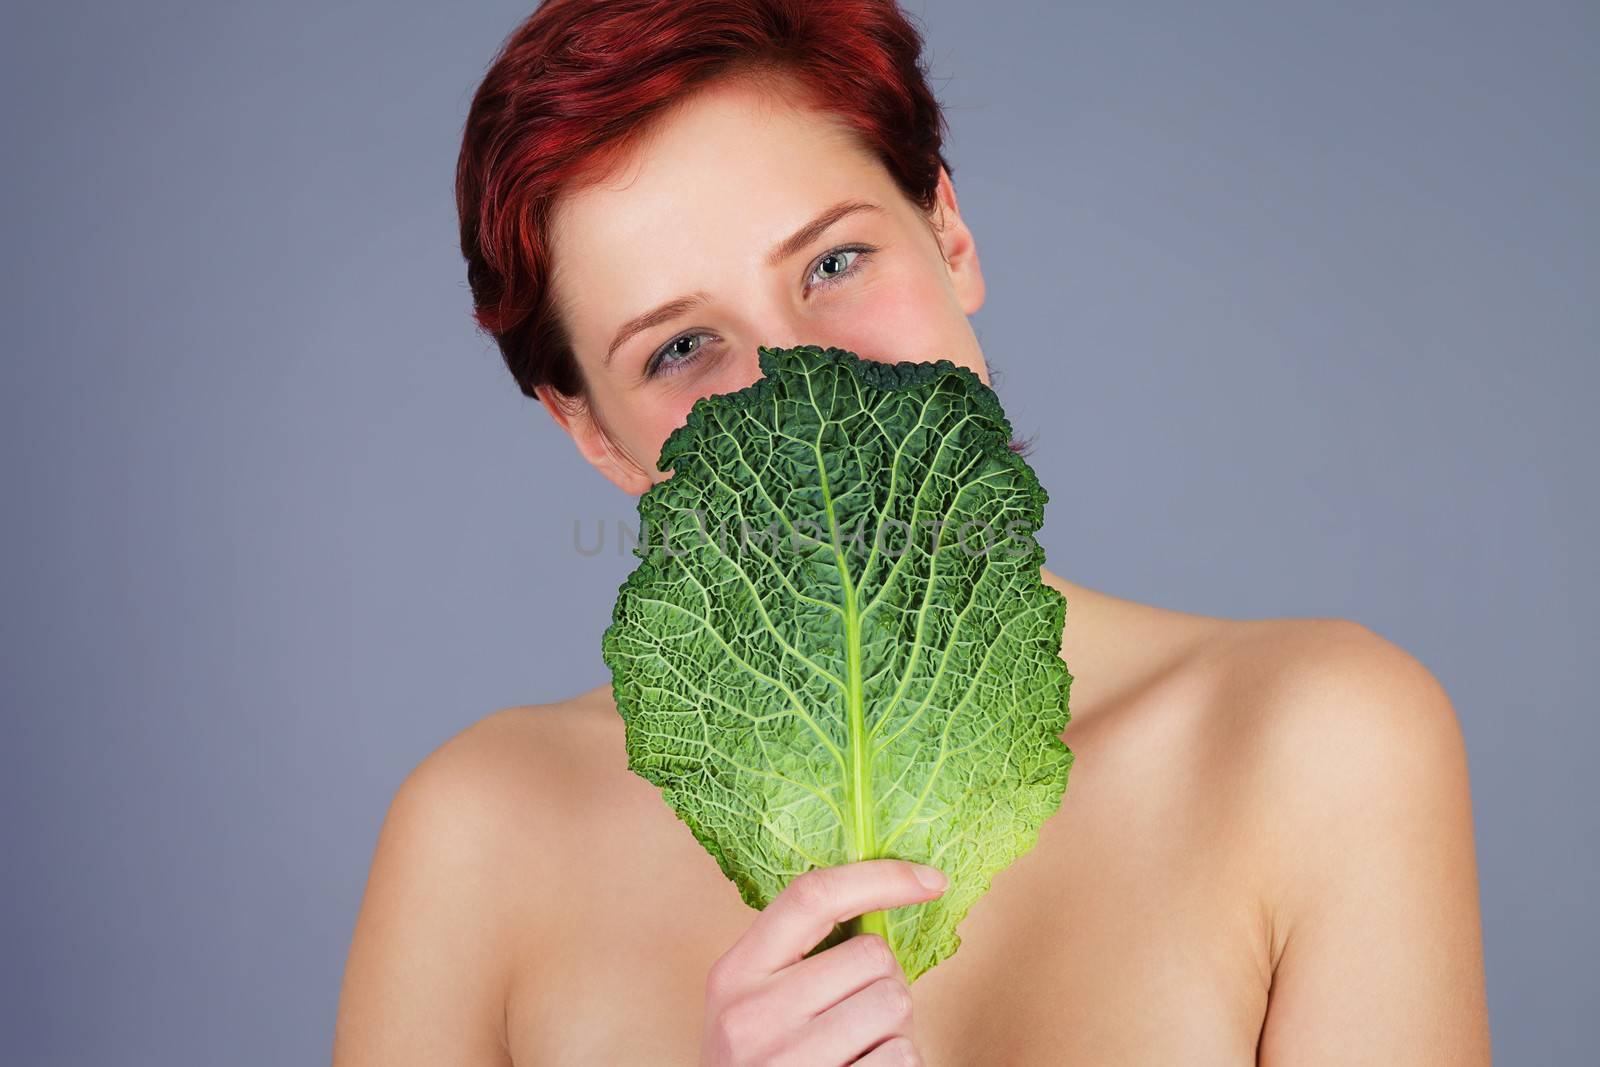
{"left": 333, "top": 73, "right": 1491, "bottom": 1065}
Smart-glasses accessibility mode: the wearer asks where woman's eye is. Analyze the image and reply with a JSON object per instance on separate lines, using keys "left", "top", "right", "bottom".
{"left": 808, "top": 244, "right": 875, "bottom": 289}
{"left": 646, "top": 331, "right": 714, "bottom": 378}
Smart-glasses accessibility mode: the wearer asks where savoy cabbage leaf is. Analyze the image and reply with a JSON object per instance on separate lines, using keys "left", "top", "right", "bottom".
{"left": 601, "top": 344, "right": 1073, "bottom": 982}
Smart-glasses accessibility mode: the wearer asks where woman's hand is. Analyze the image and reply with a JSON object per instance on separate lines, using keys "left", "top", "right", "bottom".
{"left": 699, "top": 858, "right": 949, "bottom": 1066}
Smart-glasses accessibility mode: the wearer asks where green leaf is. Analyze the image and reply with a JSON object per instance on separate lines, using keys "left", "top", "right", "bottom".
{"left": 601, "top": 344, "right": 1073, "bottom": 982}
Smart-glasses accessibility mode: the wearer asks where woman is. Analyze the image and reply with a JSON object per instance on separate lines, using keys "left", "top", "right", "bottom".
{"left": 333, "top": 1, "right": 1491, "bottom": 1063}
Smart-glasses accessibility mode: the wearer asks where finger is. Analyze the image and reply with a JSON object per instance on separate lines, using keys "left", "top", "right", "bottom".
{"left": 766, "top": 932, "right": 905, "bottom": 1019}
{"left": 724, "top": 860, "right": 947, "bottom": 979}
{"left": 780, "top": 975, "right": 915, "bottom": 1066}
{"left": 852, "top": 1035, "right": 924, "bottom": 1066}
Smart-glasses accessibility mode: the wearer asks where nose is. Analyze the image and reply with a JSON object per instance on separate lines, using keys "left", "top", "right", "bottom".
{"left": 749, "top": 331, "right": 896, "bottom": 371}
{"left": 737, "top": 298, "right": 879, "bottom": 371}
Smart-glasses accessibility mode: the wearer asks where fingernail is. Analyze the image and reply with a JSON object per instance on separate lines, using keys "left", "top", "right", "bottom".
{"left": 913, "top": 863, "right": 947, "bottom": 891}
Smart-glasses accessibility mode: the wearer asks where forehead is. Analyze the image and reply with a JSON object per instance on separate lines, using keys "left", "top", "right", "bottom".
{"left": 556, "top": 76, "right": 886, "bottom": 239}
{"left": 547, "top": 77, "right": 902, "bottom": 332}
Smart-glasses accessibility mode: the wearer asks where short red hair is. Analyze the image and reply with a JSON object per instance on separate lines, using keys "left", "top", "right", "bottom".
{"left": 455, "top": 0, "right": 955, "bottom": 403}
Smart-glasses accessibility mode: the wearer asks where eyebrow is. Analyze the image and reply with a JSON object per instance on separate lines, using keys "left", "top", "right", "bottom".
{"left": 603, "top": 198, "right": 885, "bottom": 367}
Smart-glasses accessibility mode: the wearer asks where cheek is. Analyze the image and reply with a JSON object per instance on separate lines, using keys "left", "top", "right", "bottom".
{"left": 830, "top": 273, "right": 970, "bottom": 367}
{"left": 647, "top": 395, "right": 713, "bottom": 468}
{"left": 656, "top": 404, "right": 693, "bottom": 451}
{"left": 656, "top": 347, "right": 764, "bottom": 431}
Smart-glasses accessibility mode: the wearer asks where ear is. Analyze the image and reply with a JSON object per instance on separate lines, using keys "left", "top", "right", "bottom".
{"left": 535, "top": 385, "right": 655, "bottom": 496}
{"left": 930, "top": 166, "right": 986, "bottom": 317}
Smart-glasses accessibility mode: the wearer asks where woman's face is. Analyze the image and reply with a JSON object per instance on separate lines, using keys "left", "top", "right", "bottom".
{"left": 540, "top": 75, "right": 989, "bottom": 495}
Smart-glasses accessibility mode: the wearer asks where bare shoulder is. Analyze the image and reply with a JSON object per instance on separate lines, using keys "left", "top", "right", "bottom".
{"left": 1199, "top": 616, "right": 1490, "bottom": 1063}
{"left": 414, "top": 683, "right": 627, "bottom": 795}
{"left": 333, "top": 685, "right": 626, "bottom": 1066}
{"left": 385, "top": 684, "right": 627, "bottom": 862}
{"left": 374, "top": 685, "right": 637, "bottom": 902}
{"left": 1204, "top": 614, "right": 1465, "bottom": 749}
{"left": 1207, "top": 616, "right": 1471, "bottom": 843}
{"left": 1200, "top": 615, "right": 1473, "bottom": 883}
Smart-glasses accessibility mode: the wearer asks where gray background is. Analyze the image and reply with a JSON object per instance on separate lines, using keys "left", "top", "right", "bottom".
{"left": 3, "top": 0, "right": 1593, "bottom": 1062}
